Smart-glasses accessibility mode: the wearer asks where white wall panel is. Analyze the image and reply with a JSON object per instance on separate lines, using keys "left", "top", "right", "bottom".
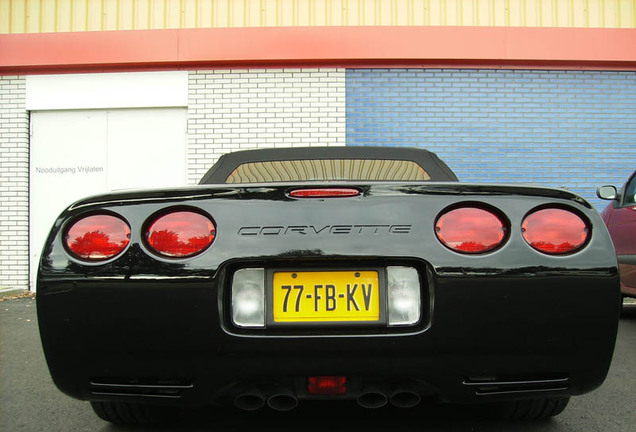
{"left": 107, "top": 109, "right": 187, "bottom": 190}
{"left": 26, "top": 71, "right": 188, "bottom": 110}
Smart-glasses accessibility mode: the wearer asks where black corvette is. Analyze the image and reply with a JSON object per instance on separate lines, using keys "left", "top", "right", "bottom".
{"left": 37, "top": 147, "right": 621, "bottom": 425}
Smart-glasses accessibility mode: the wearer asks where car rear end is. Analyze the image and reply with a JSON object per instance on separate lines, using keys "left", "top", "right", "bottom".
{"left": 37, "top": 181, "right": 621, "bottom": 415}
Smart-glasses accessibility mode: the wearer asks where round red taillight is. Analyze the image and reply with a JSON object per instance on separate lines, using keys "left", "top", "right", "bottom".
{"left": 435, "top": 207, "right": 507, "bottom": 254}
{"left": 146, "top": 211, "right": 216, "bottom": 258}
{"left": 522, "top": 208, "right": 590, "bottom": 255}
{"left": 65, "top": 214, "right": 130, "bottom": 261}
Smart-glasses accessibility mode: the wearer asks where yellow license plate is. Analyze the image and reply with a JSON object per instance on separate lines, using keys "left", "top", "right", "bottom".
{"left": 272, "top": 270, "right": 380, "bottom": 323}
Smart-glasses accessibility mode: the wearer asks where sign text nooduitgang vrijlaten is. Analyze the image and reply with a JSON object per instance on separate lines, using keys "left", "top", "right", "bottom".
{"left": 35, "top": 166, "right": 105, "bottom": 175}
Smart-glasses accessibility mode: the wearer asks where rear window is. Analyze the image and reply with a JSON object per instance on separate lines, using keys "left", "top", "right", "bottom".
{"left": 225, "top": 159, "right": 431, "bottom": 183}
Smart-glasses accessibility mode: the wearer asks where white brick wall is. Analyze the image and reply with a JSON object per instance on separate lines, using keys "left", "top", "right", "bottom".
{"left": 0, "top": 76, "right": 29, "bottom": 291}
{"left": 187, "top": 69, "right": 346, "bottom": 184}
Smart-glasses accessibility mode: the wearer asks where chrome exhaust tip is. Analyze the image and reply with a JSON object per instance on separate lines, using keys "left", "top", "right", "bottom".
{"left": 357, "top": 387, "right": 388, "bottom": 409}
{"left": 390, "top": 390, "right": 421, "bottom": 408}
{"left": 234, "top": 390, "right": 266, "bottom": 411}
{"left": 267, "top": 391, "right": 299, "bottom": 411}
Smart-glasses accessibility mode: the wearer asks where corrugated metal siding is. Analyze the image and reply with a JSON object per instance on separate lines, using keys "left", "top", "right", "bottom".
{"left": 1, "top": 0, "right": 635, "bottom": 34}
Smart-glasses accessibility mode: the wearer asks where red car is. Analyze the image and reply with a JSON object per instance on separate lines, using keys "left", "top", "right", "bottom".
{"left": 598, "top": 170, "right": 636, "bottom": 299}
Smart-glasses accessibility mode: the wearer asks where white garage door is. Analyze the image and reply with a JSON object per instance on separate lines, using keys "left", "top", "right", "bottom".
{"left": 30, "top": 108, "right": 186, "bottom": 289}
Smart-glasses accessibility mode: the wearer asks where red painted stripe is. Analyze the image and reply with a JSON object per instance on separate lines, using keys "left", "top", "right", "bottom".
{"left": 1, "top": 26, "right": 635, "bottom": 74}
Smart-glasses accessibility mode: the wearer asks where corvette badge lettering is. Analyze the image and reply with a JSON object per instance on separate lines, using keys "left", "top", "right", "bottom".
{"left": 238, "top": 225, "right": 412, "bottom": 236}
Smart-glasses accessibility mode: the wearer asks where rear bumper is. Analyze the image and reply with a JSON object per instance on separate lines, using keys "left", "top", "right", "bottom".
{"left": 37, "top": 261, "right": 621, "bottom": 407}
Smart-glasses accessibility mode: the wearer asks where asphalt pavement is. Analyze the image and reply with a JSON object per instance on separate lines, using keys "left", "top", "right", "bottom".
{"left": 1, "top": 296, "right": 635, "bottom": 432}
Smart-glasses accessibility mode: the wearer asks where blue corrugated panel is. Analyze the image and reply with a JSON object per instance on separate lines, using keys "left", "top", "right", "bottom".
{"left": 345, "top": 69, "right": 636, "bottom": 210}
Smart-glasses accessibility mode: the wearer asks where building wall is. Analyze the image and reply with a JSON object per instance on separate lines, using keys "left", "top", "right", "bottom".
{"left": 1, "top": 1, "right": 635, "bottom": 293}
{"left": 0, "top": 69, "right": 347, "bottom": 292}
{"left": 2, "top": 65, "right": 636, "bottom": 293}
{"left": 187, "top": 69, "right": 346, "bottom": 184}
{"left": 346, "top": 68, "right": 636, "bottom": 209}
{"left": 2, "top": 0, "right": 635, "bottom": 33}
{"left": 0, "top": 68, "right": 636, "bottom": 289}
{"left": 0, "top": 76, "right": 28, "bottom": 292}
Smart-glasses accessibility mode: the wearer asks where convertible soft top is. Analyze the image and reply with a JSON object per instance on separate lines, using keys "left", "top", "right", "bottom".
{"left": 199, "top": 146, "right": 459, "bottom": 184}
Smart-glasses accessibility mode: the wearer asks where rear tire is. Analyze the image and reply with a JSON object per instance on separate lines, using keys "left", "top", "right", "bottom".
{"left": 90, "top": 401, "right": 181, "bottom": 426}
{"left": 488, "top": 396, "right": 570, "bottom": 420}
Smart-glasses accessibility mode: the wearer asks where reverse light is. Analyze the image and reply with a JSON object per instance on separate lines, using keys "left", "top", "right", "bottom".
{"left": 65, "top": 214, "right": 130, "bottom": 261}
{"left": 308, "top": 376, "right": 347, "bottom": 395}
{"left": 289, "top": 188, "right": 361, "bottom": 198}
{"left": 232, "top": 268, "right": 265, "bottom": 328}
{"left": 435, "top": 206, "right": 507, "bottom": 254}
{"left": 522, "top": 208, "right": 590, "bottom": 255}
{"left": 146, "top": 210, "right": 215, "bottom": 258}
{"left": 387, "top": 266, "right": 421, "bottom": 326}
